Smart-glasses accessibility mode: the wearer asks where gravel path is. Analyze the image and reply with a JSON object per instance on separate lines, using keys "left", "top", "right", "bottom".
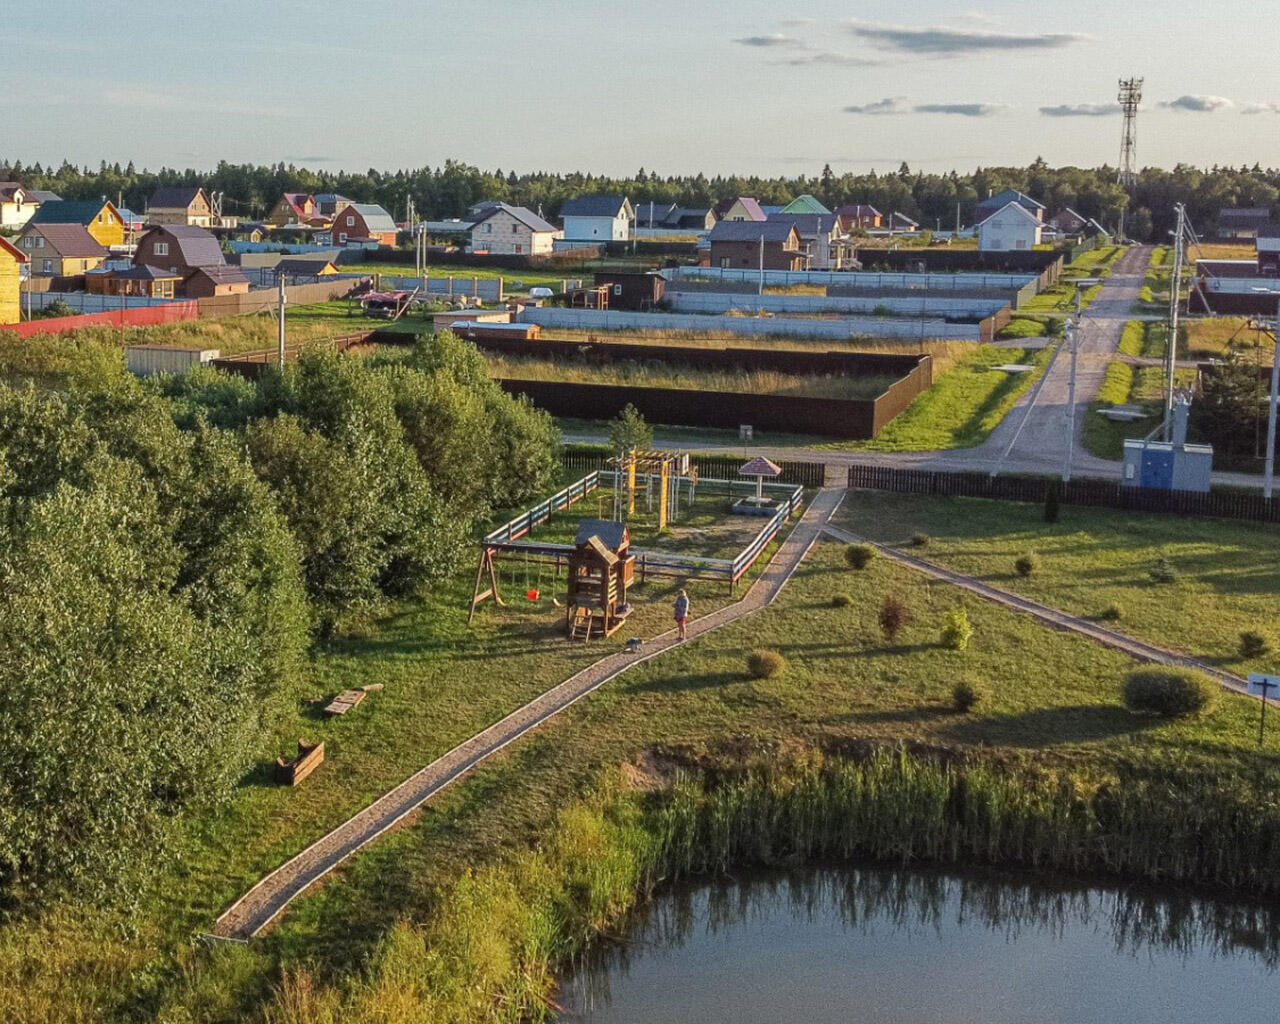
{"left": 213, "top": 487, "right": 847, "bottom": 939}
{"left": 822, "top": 522, "right": 1254, "bottom": 698}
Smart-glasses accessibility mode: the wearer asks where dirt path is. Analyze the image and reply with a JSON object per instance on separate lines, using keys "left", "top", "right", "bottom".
{"left": 822, "top": 522, "right": 1255, "bottom": 699}
{"left": 213, "top": 487, "right": 847, "bottom": 939}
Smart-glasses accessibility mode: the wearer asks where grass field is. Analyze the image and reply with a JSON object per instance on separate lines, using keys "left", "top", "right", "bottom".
{"left": 835, "top": 490, "right": 1280, "bottom": 674}
{"left": 4, "top": 488, "right": 1280, "bottom": 1020}
{"left": 485, "top": 353, "right": 899, "bottom": 400}
{"left": 1184, "top": 316, "right": 1275, "bottom": 362}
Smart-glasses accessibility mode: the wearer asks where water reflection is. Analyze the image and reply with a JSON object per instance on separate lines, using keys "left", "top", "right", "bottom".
{"left": 557, "top": 867, "right": 1280, "bottom": 1024}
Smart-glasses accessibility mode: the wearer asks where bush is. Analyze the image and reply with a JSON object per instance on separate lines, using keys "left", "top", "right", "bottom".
{"left": 746, "top": 649, "right": 785, "bottom": 679}
{"left": 879, "top": 596, "right": 909, "bottom": 642}
{"left": 1123, "top": 669, "right": 1218, "bottom": 718}
{"left": 830, "top": 593, "right": 852, "bottom": 608}
{"left": 607, "top": 402, "right": 652, "bottom": 454}
{"left": 910, "top": 532, "right": 930, "bottom": 547}
{"left": 1098, "top": 603, "right": 1124, "bottom": 622}
{"left": 844, "top": 543, "right": 876, "bottom": 570}
{"left": 1240, "top": 631, "right": 1270, "bottom": 660}
{"left": 997, "top": 317, "right": 1046, "bottom": 340}
{"left": 951, "top": 679, "right": 988, "bottom": 713}
{"left": 1014, "top": 553, "right": 1037, "bottom": 577}
{"left": 940, "top": 606, "right": 973, "bottom": 651}
{"left": 1148, "top": 558, "right": 1178, "bottom": 584}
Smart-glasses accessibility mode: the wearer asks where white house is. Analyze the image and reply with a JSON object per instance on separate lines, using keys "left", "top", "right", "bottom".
{"left": 469, "top": 203, "right": 561, "bottom": 255}
{"left": 977, "top": 201, "right": 1043, "bottom": 252}
{"left": 559, "top": 195, "right": 632, "bottom": 243}
{"left": 0, "top": 183, "right": 37, "bottom": 230}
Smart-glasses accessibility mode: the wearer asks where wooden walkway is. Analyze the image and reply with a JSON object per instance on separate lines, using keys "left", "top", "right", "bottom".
{"left": 213, "top": 487, "right": 847, "bottom": 939}
{"left": 821, "top": 523, "right": 1253, "bottom": 699}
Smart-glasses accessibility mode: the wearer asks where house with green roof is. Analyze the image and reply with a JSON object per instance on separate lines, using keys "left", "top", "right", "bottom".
{"left": 29, "top": 199, "right": 125, "bottom": 247}
{"left": 781, "top": 194, "right": 831, "bottom": 216}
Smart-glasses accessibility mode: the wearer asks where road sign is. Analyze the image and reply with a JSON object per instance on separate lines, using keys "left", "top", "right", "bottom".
{"left": 1247, "top": 673, "right": 1280, "bottom": 698}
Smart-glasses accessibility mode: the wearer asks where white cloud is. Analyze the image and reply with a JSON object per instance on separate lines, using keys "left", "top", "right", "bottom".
{"left": 1161, "top": 94, "right": 1234, "bottom": 112}
{"left": 1242, "top": 102, "right": 1280, "bottom": 115}
{"left": 843, "top": 97, "right": 910, "bottom": 115}
{"left": 734, "top": 33, "right": 803, "bottom": 47}
{"left": 1040, "top": 103, "right": 1123, "bottom": 117}
{"left": 914, "top": 102, "right": 1011, "bottom": 117}
{"left": 847, "top": 20, "right": 1089, "bottom": 55}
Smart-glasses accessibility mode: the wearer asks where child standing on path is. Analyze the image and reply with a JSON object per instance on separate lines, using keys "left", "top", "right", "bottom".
{"left": 673, "top": 589, "right": 690, "bottom": 641}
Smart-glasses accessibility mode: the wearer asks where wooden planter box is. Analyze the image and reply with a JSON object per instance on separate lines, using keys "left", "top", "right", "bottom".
{"left": 276, "top": 740, "right": 325, "bottom": 786}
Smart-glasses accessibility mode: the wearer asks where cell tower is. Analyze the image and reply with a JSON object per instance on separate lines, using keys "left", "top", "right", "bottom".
{"left": 1117, "top": 77, "right": 1142, "bottom": 186}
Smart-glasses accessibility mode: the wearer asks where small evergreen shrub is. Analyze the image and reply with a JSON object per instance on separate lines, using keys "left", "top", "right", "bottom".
{"left": 844, "top": 544, "right": 875, "bottom": 570}
{"left": 1240, "top": 631, "right": 1270, "bottom": 660}
{"left": 1098, "top": 603, "right": 1124, "bottom": 622}
{"left": 1123, "top": 669, "right": 1217, "bottom": 718}
{"left": 879, "top": 596, "right": 909, "bottom": 642}
{"left": 1148, "top": 558, "right": 1178, "bottom": 584}
{"left": 911, "top": 532, "right": 930, "bottom": 547}
{"left": 951, "top": 679, "right": 988, "bottom": 713}
{"left": 1043, "top": 486, "right": 1060, "bottom": 523}
{"left": 940, "top": 607, "right": 973, "bottom": 651}
{"left": 1015, "top": 554, "right": 1037, "bottom": 577}
{"left": 747, "top": 649, "right": 785, "bottom": 679}
{"left": 830, "top": 593, "right": 852, "bottom": 608}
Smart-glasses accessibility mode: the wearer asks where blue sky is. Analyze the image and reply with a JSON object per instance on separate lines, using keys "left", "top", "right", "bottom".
{"left": 6, "top": 0, "right": 1279, "bottom": 175}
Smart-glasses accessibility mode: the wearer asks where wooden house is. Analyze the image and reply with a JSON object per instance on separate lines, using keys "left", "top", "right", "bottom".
{"left": 560, "top": 195, "right": 632, "bottom": 243}
{"left": 87, "top": 264, "right": 183, "bottom": 299}
{"left": 146, "top": 186, "right": 213, "bottom": 226}
{"left": 0, "top": 236, "right": 27, "bottom": 325}
{"left": 565, "top": 519, "right": 635, "bottom": 640}
{"left": 266, "top": 192, "right": 319, "bottom": 226}
{"left": 15, "top": 223, "right": 109, "bottom": 276}
{"left": 977, "top": 201, "right": 1043, "bottom": 251}
{"left": 975, "top": 189, "right": 1044, "bottom": 224}
{"left": 836, "top": 204, "right": 882, "bottom": 231}
{"left": 708, "top": 219, "right": 808, "bottom": 271}
{"left": 28, "top": 199, "right": 125, "bottom": 247}
{"left": 0, "top": 183, "right": 38, "bottom": 230}
{"left": 716, "top": 197, "right": 767, "bottom": 222}
{"left": 330, "top": 203, "right": 398, "bottom": 247}
{"left": 592, "top": 270, "right": 665, "bottom": 310}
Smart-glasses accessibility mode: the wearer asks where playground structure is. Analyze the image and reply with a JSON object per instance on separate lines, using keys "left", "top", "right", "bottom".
{"left": 606, "top": 449, "right": 695, "bottom": 529}
{"left": 467, "top": 463, "right": 804, "bottom": 630}
{"left": 565, "top": 519, "right": 636, "bottom": 639}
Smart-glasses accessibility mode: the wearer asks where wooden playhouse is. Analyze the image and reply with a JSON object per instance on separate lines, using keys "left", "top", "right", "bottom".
{"left": 566, "top": 519, "right": 635, "bottom": 640}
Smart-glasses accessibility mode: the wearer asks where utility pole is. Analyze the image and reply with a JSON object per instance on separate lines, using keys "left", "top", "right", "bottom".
{"left": 276, "top": 274, "right": 287, "bottom": 372}
{"left": 757, "top": 232, "right": 764, "bottom": 296}
{"left": 1264, "top": 295, "right": 1280, "bottom": 500}
{"left": 1063, "top": 290, "right": 1082, "bottom": 481}
{"left": 1165, "top": 204, "right": 1186, "bottom": 441}
{"left": 1117, "top": 77, "right": 1142, "bottom": 240}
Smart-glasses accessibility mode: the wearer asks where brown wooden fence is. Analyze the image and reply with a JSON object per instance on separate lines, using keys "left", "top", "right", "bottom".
{"left": 563, "top": 449, "right": 827, "bottom": 488}
{"left": 845, "top": 462, "right": 1280, "bottom": 524}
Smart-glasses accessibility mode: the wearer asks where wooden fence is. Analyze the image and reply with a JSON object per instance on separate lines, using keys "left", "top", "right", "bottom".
{"left": 845, "top": 462, "right": 1280, "bottom": 524}
{"left": 562, "top": 449, "right": 827, "bottom": 488}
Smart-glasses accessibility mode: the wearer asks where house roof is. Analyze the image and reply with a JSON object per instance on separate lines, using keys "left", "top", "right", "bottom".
{"left": 346, "top": 203, "right": 398, "bottom": 234}
{"left": 978, "top": 188, "right": 1045, "bottom": 212}
{"left": 24, "top": 223, "right": 108, "bottom": 258}
{"left": 0, "top": 182, "right": 25, "bottom": 202}
{"left": 888, "top": 211, "right": 920, "bottom": 228}
{"left": 836, "top": 203, "right": 882, "bottom": 218}
{"left": 312, "top": 193, "right": 351, "bottom": 204}
{"left": 1049, "top": 207, "right": 1086, "bottom": 226}
{"left": 575, "top": 518, "right": 627, "bottom": 554}
{"left": 1257, "top": 222, "right": 1280, "bottom": 240}
{"left": 781, "top": 194, "right": 831, "bottom": 215}
{"left": 708, "top": 219, "right": 801, "bottom": 244}
{"left": 635, "top": 201, "right": 678, "bottom": 224}
{"left": 471, "top": 202, "right": 558, "bottom": 234}
{"left": 149, "top": 186, "right": 204, "bottom": 210}
{"left": 187, "top": 265, "right": 250, "bottom": 286}
{"left": 768, "top": 212, "right": 839, "bottom": 236}
{"left": 560, "top": 195, "right": 632, "bottom": 219}
{"left": 727, "top": 197, "right": 767, "bottom": 221}
{"left": 27, "top": 190, "right": 60, "bottom": 204}
{"left": 0, "top": 237, "right": 27, "bottom": 264}
{"left": 108, "top": 263, "right": 182, "bottom": 280}
{"left": 1219, "top": 207, "right": 1271, "bottom": 219}
{"left": 29, "top": 200, "right": 115, "bottom": 227}
{"left": 276, "top": 257, "right": 338, "bottom": 274}
{"left": 140, "top": 224, "right": 225, "bottom": 267}
{"left": 977, "top": 201, "right": 1042, "bottom": 229}
{"left": 739, "top": 456, "right": 782, "bottom": 477}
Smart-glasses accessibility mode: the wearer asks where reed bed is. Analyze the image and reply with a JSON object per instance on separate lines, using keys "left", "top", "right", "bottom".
{"left": 259, "top": 747, "right": 1280, "bottom": 1024}
{"left": 485, "top": 353, "right": 898, "bottom": 400}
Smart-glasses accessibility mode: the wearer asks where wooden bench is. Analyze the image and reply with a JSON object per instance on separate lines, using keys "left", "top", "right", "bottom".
{"left": 275, "top": 740, "right": 325, "bottom": 785}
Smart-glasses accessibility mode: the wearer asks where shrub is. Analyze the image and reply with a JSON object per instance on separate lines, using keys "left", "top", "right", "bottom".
{"left": 830, "top": 593, "right": 852, "bottom": 608}
{"left": 910, "top": 532, "right": 930, "bottom": 547}
{"left": 1148, "top": 558, "right": 1178, "bottom": 584}
{"left": 951, "top": 679, "right": 988, "bottom": 713}
{"left": 746, "top": 649, "right": 785, "bottom": 679}
{"left": 1014, "top": 553, "right": 1037, "bottom": 577}
{"left": 1098, "top": 603, "right": 1124, "bottom": 622}
{"left": 997, "top": 317, "right": 1046, "bottom": 340}
{"left": 844, "top": 543, "right": 876, "bottom": 570}
{"left": 1123, "top": 669, "right": 1217, "bottom": 718}
{"left": 608, "top": 403, "right": 652, "bottom": 454}
{"left": 1240, "top": 631, "right": 1270, "bottom": 660}
{"left": 879, "top": 596, "right": 909, "bottom": 642}
{"left": 940, "top": 606, "right": 973, "bottom": 651}
{"left": 872, "top": 304, "right": 892, "bottom": 317}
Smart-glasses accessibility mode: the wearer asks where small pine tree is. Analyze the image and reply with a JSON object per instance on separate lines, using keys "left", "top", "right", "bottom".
{"left": 1043, "top": 483, "right": 1060, "bottom": 523}
{"left": 940, "top": 606, "right": 973, "bottom": 651}
{"left": 608, "top": 403, "right": 653, "bottom": 454}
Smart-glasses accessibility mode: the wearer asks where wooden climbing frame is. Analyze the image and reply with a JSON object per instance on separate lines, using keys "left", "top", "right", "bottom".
{"left": 468, "top": 546, "right": 505, "bottom": 622}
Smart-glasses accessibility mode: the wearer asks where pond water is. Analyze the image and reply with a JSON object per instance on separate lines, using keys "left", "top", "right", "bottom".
{"left": 555, "top": 867, "right": 1280, "bottom": 1024}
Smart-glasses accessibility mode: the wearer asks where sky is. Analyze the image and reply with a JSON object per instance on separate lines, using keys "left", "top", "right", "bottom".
{"left": 5, "top": 0, "right": 1279, "bottom": 178}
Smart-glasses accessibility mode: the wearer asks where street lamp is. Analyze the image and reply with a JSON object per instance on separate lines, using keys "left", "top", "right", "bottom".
{"left": 1062, "top": 278, "right": 1100, "bottom": 483}
{"left": 1250, "top": 287, "right": 1280, "bottom": 500}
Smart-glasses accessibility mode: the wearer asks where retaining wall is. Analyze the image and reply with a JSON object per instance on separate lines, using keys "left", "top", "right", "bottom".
{"left": 667, "top": 290, "right": 1006, "bottom": 319}
{"left": 665, "top": 265, "right": 1036, "bottom": 292}
{"left": 196, "top": 278, "right": 367, "bottom": 318}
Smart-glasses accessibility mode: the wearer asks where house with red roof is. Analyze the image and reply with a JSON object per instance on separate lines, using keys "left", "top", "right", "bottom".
{"left": 266, "top": 192, "right": 321, "bottom": 227}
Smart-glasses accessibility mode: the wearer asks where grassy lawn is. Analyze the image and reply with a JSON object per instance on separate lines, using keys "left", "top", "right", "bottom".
{"left": 5, "top": 490, "right": 1280, "bottom": 1019}
{"left": 336, "top": 262, "right": 572, "bottom": 289}
{"left": 1017, "top": 245, "right": 1124, "bottom": 318}
{"left": 835, "top": 490, "right": 1280, "bottom": 674}
{"left": 1184, "top": 316, "right": 1275, "bottom": 363}
{"left": 828, "top": 344, "right": 1051, "bottom": 452}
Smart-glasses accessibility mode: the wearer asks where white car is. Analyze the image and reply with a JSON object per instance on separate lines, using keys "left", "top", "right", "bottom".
{"left": 528, "top": 286, "right": 554, "bottom": 299}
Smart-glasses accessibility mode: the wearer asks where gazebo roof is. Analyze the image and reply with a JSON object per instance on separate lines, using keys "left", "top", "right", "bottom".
{"left": 738, "top": 457, "right": 783, "bottom": 477}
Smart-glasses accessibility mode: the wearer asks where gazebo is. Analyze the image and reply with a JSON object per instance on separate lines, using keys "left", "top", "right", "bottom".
{"left": 734, "top": 457, "right": 784, "bottom": 515}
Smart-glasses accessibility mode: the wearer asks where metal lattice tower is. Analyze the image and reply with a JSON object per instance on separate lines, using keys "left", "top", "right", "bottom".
{"left": 1117, "top": 77, "right": 1143, "bottom": 187}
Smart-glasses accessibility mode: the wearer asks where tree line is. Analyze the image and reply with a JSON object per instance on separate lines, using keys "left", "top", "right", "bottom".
{"left": 1, "top": 156, "right": 1277, "bottom": 242}
{"left": 0, "top": 333, "right": 558, "bottom": 904}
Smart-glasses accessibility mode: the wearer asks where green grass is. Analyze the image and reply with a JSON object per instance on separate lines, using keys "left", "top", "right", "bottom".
{"left": 5, "top": 494, "right": 1280, "bottom": 1020}
{"left": 1117, "top": 320, "right": 1144, "bottom": 357}
{"left": 835, "top": 490, "right": 1280, "bottom": 675}
{"left": 830, "top": 344, "right": 1051, "bottom": 452}
{"left": 1082, "top": 360, "right": 1152, "bottom": 459}
{"left": 336, "top": 262, "right": 572, "bottom": 289}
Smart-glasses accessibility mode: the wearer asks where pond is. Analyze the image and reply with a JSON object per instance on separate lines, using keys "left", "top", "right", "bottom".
{"left": 555, "top": 867, "right": 1280, "bottom": 1024}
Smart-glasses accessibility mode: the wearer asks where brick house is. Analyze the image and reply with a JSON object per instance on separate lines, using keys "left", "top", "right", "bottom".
{"left": 707, "top": 219, "right": 808, "bottom": 271}
{"left": 330, "top": 203, "right": 398, "bottom": 247}
{"left": 468, "top": 203, "right": 560, "bottom": 255}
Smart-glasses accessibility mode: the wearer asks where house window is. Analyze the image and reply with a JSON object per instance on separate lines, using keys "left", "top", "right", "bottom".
{"left": 345, "top": 215, "right": 354, "bottom": 226}
{"left": 42, "top": 259, "right": 52, "bottom": 274}
{"left": 21, "top": 236, "right": 32, "bottom": 249}
{"left": 339, "top": 233, "right": 347, "bottom": 244}
{"left": 106, "top": 213, "right": 114, "bottom": 223}
{"left": 155, "top": 242, "right": 169, "bottom": 256}
{"left": 484, "top": 223, "right": 491, "bottom": 233}
{"left": 515, "top": 244, "right": 523, "bottom": 254}
{"left": 512, "top": 224, "right": 518, "bottom": 233}
{"left": 720, "top": 257, "right": 731, "bottom": 269}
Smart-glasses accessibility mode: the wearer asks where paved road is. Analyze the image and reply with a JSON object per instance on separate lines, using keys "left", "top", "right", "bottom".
{"left": 213, "top": 488, "right": 846, "bottom": 939}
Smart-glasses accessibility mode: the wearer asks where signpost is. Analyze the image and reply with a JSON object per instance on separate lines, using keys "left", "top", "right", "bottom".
{"left": 1247, "top": 673, "right": 1280, "bottom": 745}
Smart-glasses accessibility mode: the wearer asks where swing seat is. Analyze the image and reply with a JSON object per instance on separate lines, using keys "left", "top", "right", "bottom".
{"left": 526, "top": 588, "right": 540, "bottom": 602}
